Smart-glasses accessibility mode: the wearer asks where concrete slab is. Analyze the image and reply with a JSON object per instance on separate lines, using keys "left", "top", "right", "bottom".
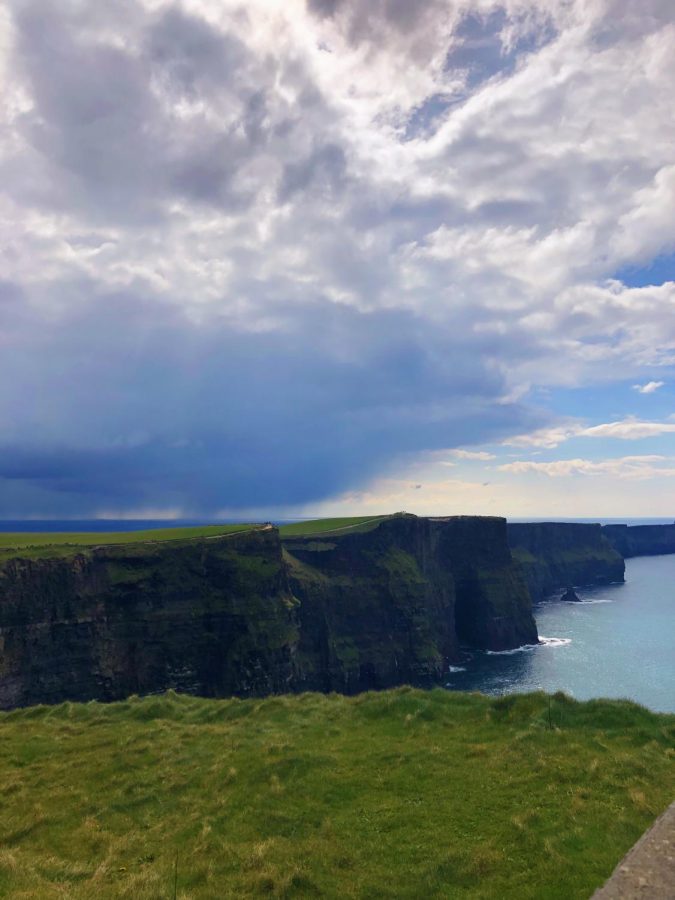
{"left": 592, "top": 801, "right": 675, "bottom": 899}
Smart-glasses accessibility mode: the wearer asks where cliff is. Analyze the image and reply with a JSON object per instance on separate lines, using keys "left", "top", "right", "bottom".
{"left": 0, "top": 516, "right": 537, "bottom": 709}
{"left": 0, "top": 527, "right": 298, "bottom": 709}
{"left": 602, "top": 523, "right": 675, "bottom": 558}
{"left": 507, "top": 522, "right": 625, "bottom": 601}
{"left": 285, "top": 515, "right": 537, "bottom": 694}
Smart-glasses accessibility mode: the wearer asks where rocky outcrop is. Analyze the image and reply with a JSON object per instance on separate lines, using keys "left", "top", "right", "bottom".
{"left": 603, "top": 523, "right": 675, "bottom": 558}
{"left": 285, "top": 515, "right": 537, "bottom": 694}
{"left": 0, "top": 516, "right": 537, "bottom": 709}
{"left": 507, "top": 522, "right": 625, "bottom": 602}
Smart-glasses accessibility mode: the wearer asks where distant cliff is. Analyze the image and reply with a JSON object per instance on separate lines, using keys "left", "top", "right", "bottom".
{"left": 286, "top": 515, "right": 537, "bottom": 694}
{"left": 507, "top": 522, "right": 625, "bottom": 601}
{"left": 0, "top": 516, "right": 536, "bottom": 709}
{"left": 602, "top": 523, "right": 675, "bottom": 558}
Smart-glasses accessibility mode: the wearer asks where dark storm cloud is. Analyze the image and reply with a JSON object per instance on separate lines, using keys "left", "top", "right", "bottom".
{"left": 0, "top": 280, "right": 541, "bottom": 516}
{"left": 4, "top": 0, "right": 673, "bottom": 517}
{"left": 7, "top": 0, "right": 283, "bottom": 222}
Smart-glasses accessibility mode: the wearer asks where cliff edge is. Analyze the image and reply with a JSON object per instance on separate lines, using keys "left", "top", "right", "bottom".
{"left": 0, "top": 527, "right": 298, "bottom": 709}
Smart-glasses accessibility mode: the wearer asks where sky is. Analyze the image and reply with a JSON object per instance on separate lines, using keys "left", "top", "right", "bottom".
{"left": 0, "top": 0, "right": 674, "bottom": 520}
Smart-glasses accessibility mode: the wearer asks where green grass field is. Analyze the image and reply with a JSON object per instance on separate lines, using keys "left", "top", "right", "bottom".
{"left": 0, "top": 688, "right": 672, "bottom": 899}
{"left": 0, "top": 524, "right": 258, "bottom": 563}
{"left": 278, "top": 516, "right": 390, "bottom": 538}
{"left": 0, "top": 517, "right": 391, "bottom": 562}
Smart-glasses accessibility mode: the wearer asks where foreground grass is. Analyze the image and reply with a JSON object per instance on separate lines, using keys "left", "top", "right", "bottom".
{"left": 0, "top": 524, "right": 257, "bottom": 562}
{"left": 0, "top": 690, "right": 672, "bottom": 899}
{"left": 278, "top": 516, "right": 389, "bottom": 538}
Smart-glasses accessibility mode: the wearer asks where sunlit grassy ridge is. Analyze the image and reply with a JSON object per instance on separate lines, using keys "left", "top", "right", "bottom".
{"left": 0, "top": 519, "right": 389, "bottom": 562}
{"left": 0, "top": 524, "right": 258, "bottom": 563}
{"left": 0, "top": 689, "right": 672, "bottom": 899}
{"left": 278, "top": 515, "right": 390, "bottom": 537}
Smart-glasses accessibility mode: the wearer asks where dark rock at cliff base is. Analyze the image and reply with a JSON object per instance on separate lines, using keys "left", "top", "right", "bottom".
{"left": 0, "top": 515, "right": 537, "bottom": 710}
{"left": 560, "top": 586, "right": 581, "bottom": 602}
{"left": 507, "top": 522, "right": 625, "bottom": 602}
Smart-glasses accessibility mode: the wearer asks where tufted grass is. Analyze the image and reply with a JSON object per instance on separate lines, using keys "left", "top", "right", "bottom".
{"left": 0, "top": 689, "right": 673, "bottom": 899}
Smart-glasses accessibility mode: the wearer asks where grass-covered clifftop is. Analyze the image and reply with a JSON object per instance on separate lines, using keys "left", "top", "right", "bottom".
{"left": 0, "top": 689, "right": 672, "bottom": 899}
{"left": 0, "top": 523, "right": 257, "bottom": 564}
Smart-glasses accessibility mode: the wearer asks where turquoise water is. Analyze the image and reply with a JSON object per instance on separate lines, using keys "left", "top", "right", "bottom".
{"left": 447, "top": 555, "right": 675, "bottom": 713}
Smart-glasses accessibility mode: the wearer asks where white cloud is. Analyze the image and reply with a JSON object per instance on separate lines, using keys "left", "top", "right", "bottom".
{"left": 633, "top": 380, "right": 665, "bottom": 394}
{"left": 582, "top": 418, "right": 675, "bottom": 439}
{"left": 504, "top": 424, "right": 580, "bottom": 449}
{"left": 450, "top": 449, "right": 496, "bottom": 460}
{"left": 505, "top": 416, "right": 675, "bottom": 447}
{"left": 498, "top": 455, "right": 675, "bottom": 479}
{"left": 2, "top": 0, "right": 675, "bottom": 514}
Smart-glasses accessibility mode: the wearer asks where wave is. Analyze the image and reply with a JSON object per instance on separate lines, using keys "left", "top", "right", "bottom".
{"left": 447, "top": 665, "right": 467, "bottom": 673}
{"left": 538, "top": 636, "right": 572, "bottom": 647}
{"left": 485, "top": 643, "right": 539, "bottom": 656}
{"left": 486, "top": 636, "right": 571, "bottom": 655}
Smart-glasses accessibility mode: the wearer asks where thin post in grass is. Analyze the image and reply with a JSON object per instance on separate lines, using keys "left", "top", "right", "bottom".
{"left": 173, "top": 855, "right": 178, "bottom": 900}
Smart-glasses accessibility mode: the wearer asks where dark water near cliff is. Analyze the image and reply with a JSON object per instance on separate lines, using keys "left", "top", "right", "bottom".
{"left": 447, "top": 555, "right": 675, "bottom": 713}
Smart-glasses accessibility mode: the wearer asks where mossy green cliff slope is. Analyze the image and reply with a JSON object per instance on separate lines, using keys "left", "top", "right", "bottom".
{"left": 0, "top": 516, "right": 536, "bottom": 709}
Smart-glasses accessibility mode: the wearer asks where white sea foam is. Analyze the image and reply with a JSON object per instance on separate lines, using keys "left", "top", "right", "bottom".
{"left": 447, "top": 665, "right": 467, "bottom": 673}
{"left": 538, "top": 636, "right": 572, "bottom": 647}
{"left": 485, "top": 643, "right": 539, "bottom": 655}
{"left": 485, "top": 636, "right": 571, "bottom": 655}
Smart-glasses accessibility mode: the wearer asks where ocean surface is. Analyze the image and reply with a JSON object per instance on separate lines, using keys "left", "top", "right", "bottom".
{"left": 1, "top": 519, "right": 673, "bottom": 713}
{"left": 447, "top": 554, "right": 675, "bottom": 713}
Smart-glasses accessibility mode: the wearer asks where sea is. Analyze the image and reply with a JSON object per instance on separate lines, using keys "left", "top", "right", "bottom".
{"left": 447, "top": 554, "right": 675, "bottom": 714}
{"left": 1, "top": 517, "right": 673, "bottom": 714}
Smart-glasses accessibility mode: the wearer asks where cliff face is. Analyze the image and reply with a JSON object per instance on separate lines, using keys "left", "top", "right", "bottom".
{"left": 602, "top": 523, "right": 675, "bottom": 558}
{"left": 507, "top": 522, "right": 625, "bottom": 601}
{"left": 0, "top": 528, "right": 298, "bottom": 709}
{"left": 0, "top": 516, "right": 537, "bottom": 709}
{"left": 285, "top": 515, "right": 537, "bottom": 694}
